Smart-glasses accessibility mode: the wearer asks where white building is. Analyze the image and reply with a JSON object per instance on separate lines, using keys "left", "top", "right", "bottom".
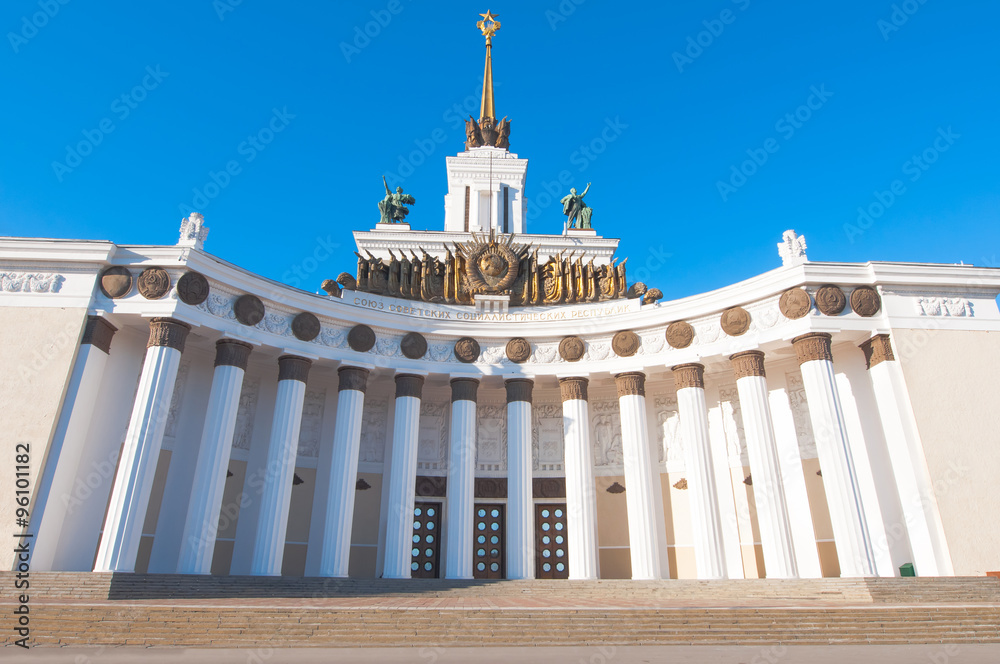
{"left": 5, "top": 21, "right": 1000, "bottom": 582}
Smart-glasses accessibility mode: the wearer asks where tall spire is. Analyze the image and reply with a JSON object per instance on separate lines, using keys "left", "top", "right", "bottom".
{"left": 477, "top": 10, "right": 500, "bottom": 122}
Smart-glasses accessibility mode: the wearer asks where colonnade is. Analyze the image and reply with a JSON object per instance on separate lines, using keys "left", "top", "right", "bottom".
{"left": 33, "top": 317, "right": 953, "bottom": 580}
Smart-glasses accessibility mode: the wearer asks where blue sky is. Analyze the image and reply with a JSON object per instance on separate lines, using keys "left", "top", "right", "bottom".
{"left": 2, "top": 1, "right": 998, "bottom": 298}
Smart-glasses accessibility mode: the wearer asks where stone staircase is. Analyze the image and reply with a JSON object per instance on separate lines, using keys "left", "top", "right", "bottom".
{"left": 7, "top": 573, "right": 1000, "bottom": 647}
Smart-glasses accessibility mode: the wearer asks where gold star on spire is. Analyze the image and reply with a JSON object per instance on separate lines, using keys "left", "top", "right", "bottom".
{"left": 477, "top": 10, "right": 500, "bottom": 45}
{"left": 477, "top": 10, "right": 501, "bottom": 122}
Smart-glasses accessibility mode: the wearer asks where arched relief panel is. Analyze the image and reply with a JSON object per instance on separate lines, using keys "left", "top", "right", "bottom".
{"left": 531, "top": 401, "right": 564, "bottom": 473}
{"left": 417, "top": 397, "right": 449, "bottom": 473}
{"left": 476, "top": 402, "right": 507, "bottom": 473}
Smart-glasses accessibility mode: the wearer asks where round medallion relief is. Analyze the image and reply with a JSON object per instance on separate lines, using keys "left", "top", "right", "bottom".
{"left": 505, "top": 337, "right": 531, "bottom": 364}
{"left": 850, "top": 286, "right": 881, "bottom": 317}
{"left": 176, "top": 271, "right": 210, "bottom": 305}
{"left": 454, "top": 337, "right": 481, "bottom": 363}
{"left": 99, "top": 266, "right": 132, "bottom": 299}
{"left": 720, "top": 306, "right": 751, "bottom": 336}
{"left": 137, "top": 267, "right": 171, "bottom": 300}
{"left": 401, "top": 332, "right": 428, "bottom": 359}
{"left": 815, "top": 285, "right": 847, "bottom": 316}
{"left": 347, "top": 324, "right": 376, "bottom": 352}
{"left": 291, "top": 312, "right": 321, "bottom": 341}
{"left": 558, "top": 336, "right": 585, "bottom": 362}
{"left": 233, "top": 294, "right": 265, "bottom": 326}
{"left": 665, "top": 321, "right": 694, "bottom": 349}
{"left": 779, "top": 288, "right": 812, "bottom": 320}
{"left": 612, "top": 330, "right": 641, "bottom": 357}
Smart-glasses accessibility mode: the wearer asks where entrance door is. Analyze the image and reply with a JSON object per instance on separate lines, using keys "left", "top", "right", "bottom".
{"left": 535, "top": 504, "right": 569, "bottom": 579}
{"left": 411, "top": 502, "right": 441, "bottom": 578}
{"left": 473, "top": 504, "right": 505, "bottom": 579}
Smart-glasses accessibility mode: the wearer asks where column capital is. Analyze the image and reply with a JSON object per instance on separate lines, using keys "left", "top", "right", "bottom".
{"left": 730, "top": 350, "right": 765, "bottom": 379}
{"left": 214, "top": 339, "right": 253, "bottom": 369}
{"left": 147, "top": 317, "right": 191, "bottom": 352}
{"left": 559, "top": 376, "right": 589, "bottom": 402}
{"left": 395, "top": 373, "right": 425, "bottom": 399}
{"left": 859, "top": 334, "right": 895, "bottom": 370}
{"left": 614, "top": 371, "right": 646, "bottom": 398}
{"left": 505, "top": 378, "right": 534, "bottom": 404}
{"left": 792, "top": 332, "right": 833, "bottom": 365}
{"left": 81, "top": 315, "right": 117, "bottom": 354}
{"left": 671, "top": 363, "right": 705, "bottom": 390}
{"left": 450, "top": 377, "right": 480, "bottom": 403}
{"left": 338, "top": 365, "right": 370, "bottom": 393}
{"left": 277, "top": 355, "right": 312, "bottom": 383}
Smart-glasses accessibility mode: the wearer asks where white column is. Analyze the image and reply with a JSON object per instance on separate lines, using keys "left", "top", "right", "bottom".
{"left": 862, "top": 334, "right": 953, "bottom": 576}
{"left": 673, "top": 364, "right": 726, "bottom": 579}
{"left": 94, "top": 318, "right": 190, "bottom": 572}
{"left": 319, "top": 365, "right": 370, "bottom": 577}
{"left": 382, "top": 373, "right": 424, "bottom": 579}
{"left": 506, "top": 378, "right": 535, "bottom": 580}
{"left": 615, "top": 372, "right": 666, "bottom": 580}
{"left": 177, "top": 339, "right": 252, "bottom": 574}
{"left": 559, "top": 377, "right": 599, "bottom": 580}
{"left": 445, "top": 378, "right": 479, "bottom": 579}
{"left": 33, "top": 316, "right": 117, "bottom": 571}
{"left": 730, "top": 351, "right": 798, "bottom": 578}
{"left": 250, "top": 355, "right": 312, "bottom": 576}
{"left": 793, "top": 333, "right": 876, "bottom": 577}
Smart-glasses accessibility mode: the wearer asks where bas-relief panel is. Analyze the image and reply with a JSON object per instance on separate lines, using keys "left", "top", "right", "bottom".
{"left": 717, "top": 385, "right": 749, "bottom": 468}
{"left": 590, "top": 399, "right": 623, "bottom": 468}
{"left": 476, "top": 403, "right": 507, "bottom": 472}
{"left": 297, "top": 388, "right": 326, "bottom": 458}
{"left": 532, "top": 402, "right": 563, "bottom": 472}
{"left": 654, "top": 395, "right": 682, "bottom": 469}
{"left": 785, "top": 372, "right": 818, "bottom": 459}
{"left": 417, "top": 400, "right": 448, "bottom": 471}
{"left": 164, "top": 360, "right": 191, "bottom": 439}
{"left": 232, "top": 377, "right": 260, "bottom": 451}
{"left": 359, "top": 398, "right": 389, "bottom": 463}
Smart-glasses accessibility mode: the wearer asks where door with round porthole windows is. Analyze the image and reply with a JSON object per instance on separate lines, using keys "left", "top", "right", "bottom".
{"left": 473, "top": 504, "right": 505, "bottom": 579}
{"left": 410, "top": 502, "right": 441, "bottom": 578}
{"left": 535, "top": 504, "right": 568, "bottom": 579}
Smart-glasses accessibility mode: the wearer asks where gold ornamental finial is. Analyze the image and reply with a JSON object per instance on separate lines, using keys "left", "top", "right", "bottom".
{"left": 477, "top": 10, "right": 500, "bottom": 122}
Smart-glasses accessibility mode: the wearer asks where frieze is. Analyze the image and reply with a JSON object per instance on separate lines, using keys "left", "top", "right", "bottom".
{"left": 559, "top": 336, "right": 585, "bottom": 362}
{"left": 641, "top": 332, "right": 665, "bottom": 354}
{"left": 815, "top": 285, "right": 847, "bottom": 316}
{"left": 177, "top": 271, "right": 210, "bottom": 306}
{"left": 292, "top": 312, "right": 321, "bottom": 341}
{"left": 263, "top": 312, "right": 291, "bottom": 336}
{"left": 665, "top": 321, "right": 695, "bottom": 349}
{"left": 612, "top": 330, "right": 641, "bottom": 357}
{"left": 779, "top": 288, "right": 812, "bottom": 320}
{"left": 0, "top": 271, "right": 65, "bottom": 294}
{"left": 454, "top": 336, "right": 481, "bottom": 363}
{"left": 916, "top": 297, "right": 973, "bottom": 317}
{"left": 532, "top": 477, "right": 566, "bottom": 498}
{"left": 720, "top": 306, "right": 751, "bottom": 336}
{"left": 480, "top": 343, "right": 507, "bottom": 364}
{"left": 585, "top": 341, "right": 610, "bottom": 361}
{"left": 137, "top": 267, "right": 171, "bottom": 300}
{"left": 850, "top": 286, "right": 881, "bottom": 317}
{"left": 505, "top": 337, "right": 531, "bottom": 363}
{"left": 234, "top": 294, "right": 265, "bottom": 326}
{"left": 475, "top": 477, "right": 507, "bottom": 498}
{"left": 348, "top": 324, "right": 376, "bottom": 352}
{"left": 401, "top": 331, "right": 428, "bottom": 359}
{"left": 416, "top": 476, "right": 447, "bottom": 497}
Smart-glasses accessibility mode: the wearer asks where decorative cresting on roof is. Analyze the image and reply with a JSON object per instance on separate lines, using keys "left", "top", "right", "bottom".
{"left": 450, "top": 377, "right": 480, "bottom": 403}
{"left": 792, "top": 332, "right": 834, "bottom": 365}
{"left": 81, "top": 315, "right": 117, "bottom": 355}
{"left": 614, "top": 371, "right": 645, "bottom": 398}
{"left": 730, "top": 350, "right": 766, "bottom": 379}
{"left": 671, "top": 363, "right": 705, "bottom": 390}
{"left": 337, "top": 366, "right": 370, "bottom": 393}
{"left": 348, "top": 231, "right": 639, "bottom": 307}
{"left": 214, "top": 339, "right": 253, "bottom": 370}
{"left": 395, "top": 373, "right": 425, "bottom": 399}
{"left": 147, "top": 317, "right": 191, "bottom": 351}
{"left": 277, "top": 355, "right": 312, "bottom": 383}
{"left": 559, "top": 376, "right": 589, "bottom": 402}
{"left": 860, "top": 334, "right": 895, "bottom": 370}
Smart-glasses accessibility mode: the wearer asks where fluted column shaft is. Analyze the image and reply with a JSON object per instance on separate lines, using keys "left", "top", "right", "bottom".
{"left": 861, "top": 335, "right": 952, "bottom": 576}
{"left": 730, "top": 351, "right": 798, "bottom": 578}
{"left": 94, "top": 318, "right": 190, "bottom": 572}
{"left": 382, "top": 374, "right": 425, "bottom": 579}
{"left": 506, "top": 378, "right": 535, "bottom": 580}
{"left": 445, "top": 378, "right": 479, "bottom": 579}
{"left": 250, "top": 355, "right": 312, "bottom": 576}
{"left": 560, "top": 377, "right": 599, "bottom": 580}
{"left": 178, "top": 339, "right": 253, "bottom": 574}
{"left": 34, "top": 316, "right": 117, "bottom": 571}
{"left": 794, "top": 333, "right": 876, "bottom": 577}
{"left": 616, "top": 372, "right": 666, "bottom": 580}
{"left": 319, "top": 366, "right": 371, "bottom": 577}
{"left": 673, "top": 364, "right": 726, "bottom": 579}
